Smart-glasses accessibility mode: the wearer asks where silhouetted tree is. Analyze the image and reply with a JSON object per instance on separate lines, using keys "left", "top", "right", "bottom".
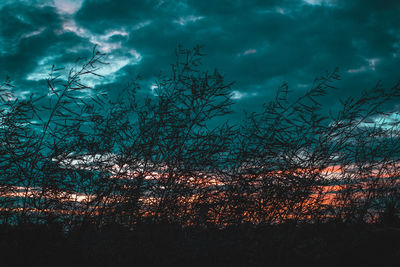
{"left": 1, "top": 46, "right": 400, "bottom": 231}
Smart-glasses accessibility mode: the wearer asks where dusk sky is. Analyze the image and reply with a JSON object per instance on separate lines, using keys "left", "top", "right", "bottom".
{"left": 1, "top": 0, "right": 400, "bottom": 118}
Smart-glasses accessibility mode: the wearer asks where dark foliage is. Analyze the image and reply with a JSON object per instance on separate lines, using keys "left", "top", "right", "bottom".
{"left": 1, "top": 46, "right": 400, "bottom": 265}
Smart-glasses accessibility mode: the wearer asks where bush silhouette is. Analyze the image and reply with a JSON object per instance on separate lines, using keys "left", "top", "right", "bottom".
{"left": 1, "top": 45, "right": 400, "bottom": 228}
{"left": 1, "top": 46, "right": 400, "bottom": 265}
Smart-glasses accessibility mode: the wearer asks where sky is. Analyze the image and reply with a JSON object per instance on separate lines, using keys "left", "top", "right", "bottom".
{"left": 1, "top": 0, "right": 400, "bottom": 119}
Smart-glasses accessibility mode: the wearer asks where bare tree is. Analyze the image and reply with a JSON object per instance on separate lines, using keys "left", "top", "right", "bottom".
{"left": 1, "top": 46, "right": 400, "bottom": 231}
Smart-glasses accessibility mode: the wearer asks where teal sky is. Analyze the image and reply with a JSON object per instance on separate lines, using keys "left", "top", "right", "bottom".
{"left": 1, "top": 0, "right": 399, "bottom": 117}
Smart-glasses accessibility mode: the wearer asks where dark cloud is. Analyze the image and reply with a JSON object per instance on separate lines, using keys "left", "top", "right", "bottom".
{"left": 0, "top": 3, "right": 60, "bottom": 72}
{"left": 0, "top": 0, "right": 399, "bottom": 121}
{"left": 75, "top": 0, "right": 156, "bottom": 34}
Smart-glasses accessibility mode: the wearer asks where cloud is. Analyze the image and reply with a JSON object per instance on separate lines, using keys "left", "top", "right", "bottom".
{"left": 54, "top": 0, "right": 84, "bottom": 15}
{"left": 173, "top": 15, "right": 204, "bottom": 26}
{"left": 0, "top": 0, "right": 399, "bottom": 117}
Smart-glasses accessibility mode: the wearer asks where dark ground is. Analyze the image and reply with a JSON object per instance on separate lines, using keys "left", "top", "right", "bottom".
{"left": 1, "top": 221, "right": 400, "bottom": 267}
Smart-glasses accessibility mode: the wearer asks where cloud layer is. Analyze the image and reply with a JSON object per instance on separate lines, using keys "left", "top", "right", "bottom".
{"left": 1, "top": 0, "right": 399, "bottom": 117}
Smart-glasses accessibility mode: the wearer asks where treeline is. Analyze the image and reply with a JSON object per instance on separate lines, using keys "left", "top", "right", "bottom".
{"left": 1, "top": 46, "right": 400, "bottom": 230}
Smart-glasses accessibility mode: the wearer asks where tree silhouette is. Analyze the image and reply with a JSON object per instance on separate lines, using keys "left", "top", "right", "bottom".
{"left": 0, "top": 46, "right": 400, "bottom": 231}
{"left": 2, "top": 45, "right": 400, "bottom": 266}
